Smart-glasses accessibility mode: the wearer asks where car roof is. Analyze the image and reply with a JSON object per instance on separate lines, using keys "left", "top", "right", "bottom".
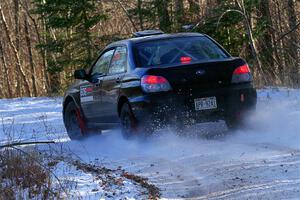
{"left": 107, "top": 32, "right": 205, "bottom": 48}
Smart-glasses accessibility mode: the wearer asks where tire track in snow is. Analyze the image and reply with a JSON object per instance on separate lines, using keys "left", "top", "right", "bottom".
{"left": 194, "top": 179, "right": 300, "bottom": 200}
{"left": 97, "top": 135, "right": 300, "bottom": 199}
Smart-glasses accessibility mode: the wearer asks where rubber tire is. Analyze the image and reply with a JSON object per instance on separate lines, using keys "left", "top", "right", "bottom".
{"left": 225, "top": 114, "right": 244, "bottom": 131}
{"left": 120, "top": 103, "right": 138, "bottom": 139}
{"left": 64, "top": 101, "right": 84, "bottom": 140}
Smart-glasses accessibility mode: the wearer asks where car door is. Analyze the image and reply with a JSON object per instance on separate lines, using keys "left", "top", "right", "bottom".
{"left": 80, "top": 49, "right": 115, "bottom": 123}
{"left": 100, "top": 46, "right": 128, "bottom": 123}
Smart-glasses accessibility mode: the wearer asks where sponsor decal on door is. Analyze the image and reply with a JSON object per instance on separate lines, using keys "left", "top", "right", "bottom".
{"left": 80, "top": 86, "right": 94, "bottom": 103}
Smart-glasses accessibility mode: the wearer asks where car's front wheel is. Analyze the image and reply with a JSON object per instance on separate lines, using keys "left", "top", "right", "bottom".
{"left": 64, "top": 101, "right": 85, "bottom": 140}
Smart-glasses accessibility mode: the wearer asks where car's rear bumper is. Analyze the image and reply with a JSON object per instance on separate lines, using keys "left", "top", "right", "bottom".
{"left": 129, "top": 83, "right": 257, "bottom": 124}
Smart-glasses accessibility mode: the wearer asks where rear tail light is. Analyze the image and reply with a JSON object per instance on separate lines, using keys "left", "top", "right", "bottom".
{"left": 231, "top": 64, "right": 253, "bottom": 83}
{"left": 141, "top": 75, "right": 172, "bottom": 93}
{"left": 233, "top": 64, "right": 250, "bottom": 74}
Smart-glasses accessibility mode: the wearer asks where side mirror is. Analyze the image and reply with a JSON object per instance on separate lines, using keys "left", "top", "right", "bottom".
{"left": 74, "top": 69, "right": 87, "bottom": 80}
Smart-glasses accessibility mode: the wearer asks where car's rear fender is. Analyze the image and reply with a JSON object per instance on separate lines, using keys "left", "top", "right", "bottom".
{"left": 63, "top": 94, "right": 81, "bottom": 117}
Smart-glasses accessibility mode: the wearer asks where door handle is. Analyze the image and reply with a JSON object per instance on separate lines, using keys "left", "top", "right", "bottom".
{"left": 116, "top": 77, "right": 121, "bottom": 83}
{"left": 95, "top": 79, "right": 103, "bottom": 87}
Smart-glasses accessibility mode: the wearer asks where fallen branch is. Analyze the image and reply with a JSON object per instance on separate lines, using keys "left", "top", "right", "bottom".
{"left": 0, "top": 141, "right": 55, "bottom": 149}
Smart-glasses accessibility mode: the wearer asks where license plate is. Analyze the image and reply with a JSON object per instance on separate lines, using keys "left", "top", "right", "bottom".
{"left": 194, "top": 97, "right": 217, "bottom": 111}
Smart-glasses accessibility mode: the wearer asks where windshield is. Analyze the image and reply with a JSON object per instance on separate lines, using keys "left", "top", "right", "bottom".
{"left": 134, "top": 36, "right": 229, "bottom": 67}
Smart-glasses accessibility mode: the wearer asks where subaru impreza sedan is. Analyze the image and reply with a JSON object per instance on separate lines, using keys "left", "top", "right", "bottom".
{"left": 62, "top": 30, "right": 257, "bottom": 139}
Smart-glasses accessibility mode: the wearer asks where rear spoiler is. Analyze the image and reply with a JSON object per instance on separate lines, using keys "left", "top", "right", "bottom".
{"left": 133, "top": 30, "right": 164, "bottom": 38}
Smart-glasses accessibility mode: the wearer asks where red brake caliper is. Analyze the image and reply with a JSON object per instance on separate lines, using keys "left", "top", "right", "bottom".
{"left": 75, "top": 108, "right": 87, "bottom": 135}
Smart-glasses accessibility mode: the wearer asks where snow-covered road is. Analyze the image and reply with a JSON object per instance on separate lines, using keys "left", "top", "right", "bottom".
{"left": 0, "top": 88, "right": 299, "bottom": 199}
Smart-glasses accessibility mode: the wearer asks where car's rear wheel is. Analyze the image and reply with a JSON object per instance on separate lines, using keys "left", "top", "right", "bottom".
{"left": 225, "top": 115, "right": 242, "bottom": 130}
{"left": 64, "top": 101, "right": 85, "bottom": 140}
{"left": 225, "top": 109, "right": 249, "bottom": 131}
{"left": 120, "top": 103, "right": 138, "bottom": 139}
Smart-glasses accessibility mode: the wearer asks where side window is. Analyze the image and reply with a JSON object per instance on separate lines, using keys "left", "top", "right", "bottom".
{"left": 91, "top": 49, "right": 115, "bottom": 76}
{"left": 108, "top": 47, "right": 127, "bottom": 74}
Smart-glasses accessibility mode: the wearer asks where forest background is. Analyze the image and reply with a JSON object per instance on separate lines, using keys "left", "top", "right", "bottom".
{"left": 0, "top": 0, "right": 299, "bottom": 98}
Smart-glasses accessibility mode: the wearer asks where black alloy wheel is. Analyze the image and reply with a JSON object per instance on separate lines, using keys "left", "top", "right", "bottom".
{"left": 120, "top": 103, "right": 138, "bottom": 139}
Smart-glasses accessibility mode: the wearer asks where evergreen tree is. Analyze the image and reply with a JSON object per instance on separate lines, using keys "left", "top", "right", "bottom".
{"left": 129, "top": 0, "right": 172, "bottom": 32}
{"left": 33, "top": 0, "right": 106, "bottom": 92}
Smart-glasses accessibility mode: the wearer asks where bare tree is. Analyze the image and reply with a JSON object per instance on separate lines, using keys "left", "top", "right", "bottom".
{"left": 20, "top": 0, "right": 50, "bottom": 94}
{"left": 0, "top": 38, "right": 12, "bottom": 97}
{"left": 0, "top": 3, "right": 31, "bottom": 96}
{"left": 287, "top": 0, "right": 299, "bottom": 87}
{"left": 157, "top": 0, "right": 171, "bottom": 32}
{"left": 174, "top": 0, "right": 184, "bottom": 31}
{"left": 14, "top": 0, "right": 21, "bottom": 96}
{"left": 137, "top": 0, "right": 144, "bottom": 30}
{"left": 24, "top": 14, "right": 38, "bottom": 96}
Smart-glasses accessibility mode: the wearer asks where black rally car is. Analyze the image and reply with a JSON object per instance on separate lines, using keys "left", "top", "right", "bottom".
{"left": 63, "top": 30, "right": 257, "bottom": 139}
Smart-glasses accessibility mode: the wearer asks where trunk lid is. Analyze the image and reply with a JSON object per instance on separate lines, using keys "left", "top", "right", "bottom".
{"left": 146, "top": 58, "right": 246, "bottom": 94}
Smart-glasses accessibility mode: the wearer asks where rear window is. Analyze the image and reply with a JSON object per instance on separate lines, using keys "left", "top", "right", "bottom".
{"left": 134, "top": 36, "right": 229, "bottom": 67}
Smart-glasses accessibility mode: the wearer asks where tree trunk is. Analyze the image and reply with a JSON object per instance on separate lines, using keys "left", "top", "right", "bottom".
{"left": 275, "top": 0, "right": 286, "bottom": 84}
{"left": 0, "top": 4, "right": 31, "bottom": 97}
{"left": 22, "top": 0, "right": 50, "bottom": 94}
{"left": 13, "top": 0, "right": 22, "bottom": 96}
{"left": 287, "top": 0, "right": 299, "bottom": 87}
{"left": 187, "top": 0, "right": 200, "bottom": 14}
{"left": 157, "top": 0, "right": 171, "bottom": 32}
{"left": 174, "top": 0, "right": 184, "bottom": 31}
{"left": 259, "top": 0, "right": 275, "bottom": 72}
{"left": 137, "top": 0, "right": 143, "bottom": 30}
{"left": 24, "top": 16, "right": 38, "bottom": 96}
{"left": 83, "top": 11, "right": 92, "bottom": 66}
{"left": 0, "top": 39, "right": 13, "bottom": 98}
{"left": 205, "top": 0, "right": 216, "bottom": 17}
{"left": 42, "top": 16, "right": 51, "bottom": 94}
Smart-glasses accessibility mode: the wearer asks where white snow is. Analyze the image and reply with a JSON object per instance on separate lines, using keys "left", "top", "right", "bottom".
{"left": 50, "top": 161, "right": 145, "bottom": 199}
{"left": 0, "top": 88, "right": 299, "bottom": 199}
